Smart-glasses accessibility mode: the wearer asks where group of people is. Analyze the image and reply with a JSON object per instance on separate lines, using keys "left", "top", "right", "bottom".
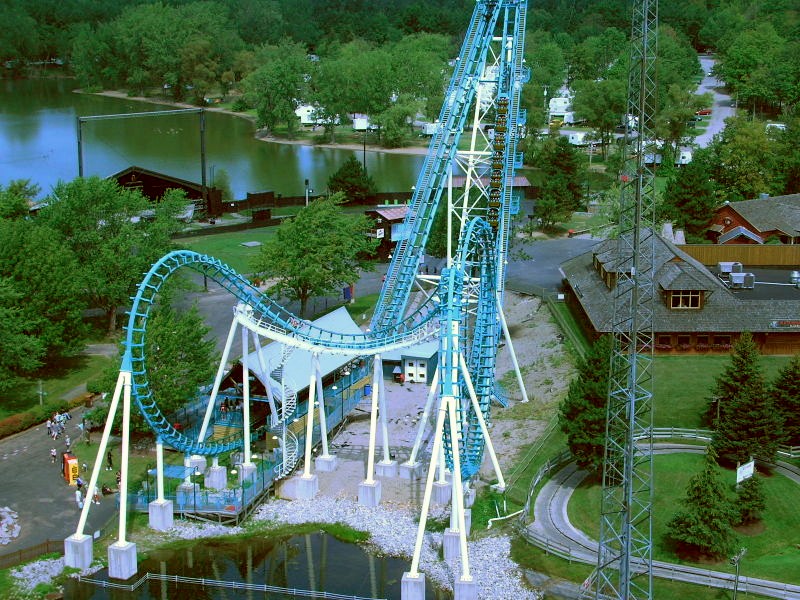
{"left": 218, "top": 397, "right": 243, "bottom": 415}
{"left": 45, "top": 410, "right": 71, "bottom": 440}
{"left": 73, "top": 467, "right": 121, "bottom": 509}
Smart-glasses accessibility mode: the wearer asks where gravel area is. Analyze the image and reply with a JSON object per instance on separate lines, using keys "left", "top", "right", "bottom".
{"left": 253, "top": 496, "right": 542, "bottom": 599}
{"left": 0, "top": 507, "right": 20, "bottom": 545}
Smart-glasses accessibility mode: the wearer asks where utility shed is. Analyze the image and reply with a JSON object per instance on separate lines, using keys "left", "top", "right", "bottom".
{"left": 380, "top": 340, "right": 439, "bottom": 384}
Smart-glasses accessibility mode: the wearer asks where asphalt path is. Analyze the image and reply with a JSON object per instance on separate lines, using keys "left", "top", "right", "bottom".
{"left": 0, "top": 406, "right": 119, "bottom": 554}
{"left": 529, "top": 444, "right": 800, "bottom": 598}
{"left": 694, "top": 55, "right": 736, "bottom": 148}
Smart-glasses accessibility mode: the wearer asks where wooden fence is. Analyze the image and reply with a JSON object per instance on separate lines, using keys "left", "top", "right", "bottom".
{"left": 0, "top": 539, "right": 63, "bottom": 570}
{"left": 679, "top": 244, "right": 800, "bottom": 266}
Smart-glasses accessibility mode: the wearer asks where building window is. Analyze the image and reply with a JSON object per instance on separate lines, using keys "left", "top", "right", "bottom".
{"left": 657, "top": 335, "right": 672, "bottom": 346}
{"left": 669, "top": 290, "right": 702, "bottom": 309}
{"left": 713, "top": 335, "right": 731, "bottom": 346}
{"left": 696, "top": 335, "right": 709, "bottom": 345}
{"left": 677, "top": 335, "right": 691, "bottom": 346}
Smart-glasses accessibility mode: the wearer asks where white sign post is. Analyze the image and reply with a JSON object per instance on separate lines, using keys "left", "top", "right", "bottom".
{"left": 736, "top": 460, "right": 755, "bottom": 485}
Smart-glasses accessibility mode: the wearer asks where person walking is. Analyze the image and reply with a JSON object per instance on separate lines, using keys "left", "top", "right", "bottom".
{"left": 50, "top": 447, "right": 57, "bottom": 464}
{"left": 65, "top": 435, "right": 71, "bottom": 451}
{"left": 115, "top": 470, "right": 122, "bottom": 489}
{"left": 75, "top": 488, "right": 83, "bottom": 509}
{"left": 106, "top": 450, "right": 113, "bottom": 471}
{"left": 46, "top": 419, "right": 52, "bottom": 437}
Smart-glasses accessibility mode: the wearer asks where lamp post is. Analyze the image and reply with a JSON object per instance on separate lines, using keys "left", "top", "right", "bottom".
{"left": 730, "top": 547, "right": 747, "bottom": 600}
{"left": 304, "top": 179, "right": 313, "bottom": 207}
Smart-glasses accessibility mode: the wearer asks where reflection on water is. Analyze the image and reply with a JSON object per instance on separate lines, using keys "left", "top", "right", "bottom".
{"left": 0, "top": 78, "right": 425, "bottom": 199}
{"left": 65, "top": 532, "right": 447, "bottom": 599}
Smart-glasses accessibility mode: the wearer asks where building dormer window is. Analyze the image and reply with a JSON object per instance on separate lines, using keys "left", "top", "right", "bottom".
{"left": 722, "top": 217, "right": 732, "bottom": 226}
{"left": 669, "top": 290, "right": 702, "bottom": 309}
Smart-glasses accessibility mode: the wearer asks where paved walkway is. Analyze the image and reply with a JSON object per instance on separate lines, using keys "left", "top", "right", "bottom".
{"left": 0, "top": 407, "right": 119, "bottom": 553}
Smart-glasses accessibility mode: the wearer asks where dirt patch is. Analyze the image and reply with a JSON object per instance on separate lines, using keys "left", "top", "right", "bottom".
{"left": 735, "top": 521, "right": 766, "bottom": 536}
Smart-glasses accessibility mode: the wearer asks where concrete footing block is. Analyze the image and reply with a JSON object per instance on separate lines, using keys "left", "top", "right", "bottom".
{"left": 454, "top": 576, "right": 478, "bottom": 600}
{"left": 432, "top": 481, "right": 451, "bottom": 505}
{"left": 188, "top": 455, "right": 207, "bottom": 473}
{"left": 238, "top": 463, "right": 257, "bottom": 485}
{"left": 464, "top": 487, "right": 476, "bottom": 508}
{"left": 64, "top": 533, "right": 93, "bottom": 570}
{"left": 108, "top": 541, "right": 137, "bottom": 580}
{"left": 401, "top": 571, "right": 426, "bottom": 600}
{"left": 443, "top": 528, "right": 461, "bottom": 561}
{"left": 375, "top": 459, "right": 398, "bottom": 478}
{"left": 450, "top": 508, "right": 472, "bottom": 535}
{"left": 399, "top": 461, "right": 421, "bottom": 480}
{"left": 205, "top": 466, "right": 227, "bottom": 490}
{"left": 294, "top": 474, "right": 319, "bottom": 499}
{"left": 315, "top": 454, "right": 338, "bottom": 472}
{"left": 148, "top": 499, "right": 174, "bottom": 531}
{"left": 358, "top": 480, "right": 382, "bottom": 507}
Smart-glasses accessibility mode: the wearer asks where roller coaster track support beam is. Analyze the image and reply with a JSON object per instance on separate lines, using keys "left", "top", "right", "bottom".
{"left": 497, "top": 301, "right": 530, "bottom": 404}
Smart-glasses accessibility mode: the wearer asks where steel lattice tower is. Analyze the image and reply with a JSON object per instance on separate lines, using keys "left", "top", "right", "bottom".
{"left": 594, "top": 1, "right": 658, "bottom": 599}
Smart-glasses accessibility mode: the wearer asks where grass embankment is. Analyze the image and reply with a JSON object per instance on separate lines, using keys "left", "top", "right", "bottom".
{"left": 568, "top": 453, "right": 800, "bottom": 585}
{"left": 176, "top": 226, "right": 277, "bottom": 275}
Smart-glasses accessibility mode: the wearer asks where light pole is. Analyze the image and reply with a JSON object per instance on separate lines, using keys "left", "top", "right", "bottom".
{"left": 304, "top": 179, "right": 313, "bottom": 207}
{"left": 730, "top": 547, "right": 747, "bottom": 600}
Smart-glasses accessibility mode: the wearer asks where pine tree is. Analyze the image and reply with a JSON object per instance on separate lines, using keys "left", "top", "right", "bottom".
{"left": 666, "top": 448, "right": 738, "bottom": 560}
{"left": 770, "top": 354, "right": 800, "bottom": 445}
{"left": 661, "top": 159, "right": 717, "bottom": 240}
{"left": 735, "top": 474, "right": 766, "bottom": 525}
{"left": 558, "top": 335, "right": 612, "bottom": 472}
{"left": 709, "top": 332, "right": 783, "bottom": 464}
{"left": 327, "top": 156, "right": 376, "bottom": 204}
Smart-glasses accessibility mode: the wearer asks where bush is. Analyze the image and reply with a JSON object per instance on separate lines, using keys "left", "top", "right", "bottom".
{"left": 0, "top": 397, "right": 86, "bottom": 440}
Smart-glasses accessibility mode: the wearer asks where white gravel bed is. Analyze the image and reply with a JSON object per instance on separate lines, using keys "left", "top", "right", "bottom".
{"left": 253, "top": 496, "right": 542, "bottom": 599}
{"left": 11, "top": 557, "right": 102, "bottom": 593}
{"left": 0, "top": 506, "right": 20, "bottom": 545}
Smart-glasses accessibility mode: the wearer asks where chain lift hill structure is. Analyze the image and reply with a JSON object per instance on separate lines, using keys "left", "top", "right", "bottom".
{"left": 65, "top": 2, "right": 531, "bottom": 598}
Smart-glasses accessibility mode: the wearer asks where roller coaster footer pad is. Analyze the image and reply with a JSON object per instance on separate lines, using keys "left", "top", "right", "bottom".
{"left": 314, "top": 454, "right": 338, "bottom": 472}
{"left": 64, "top": 533, "right": 93, "bottom": 570}
{"left": 401, "top": 572, "right": 425, "bottom": 600}
{"left": 108, "top": 540, "right": 137, "bottom": 580}
{"left": 148, "top": 499, "right": 174, "bottom": 531}
{"left": 358, "top": 480, "right": 381, "bottom": 507}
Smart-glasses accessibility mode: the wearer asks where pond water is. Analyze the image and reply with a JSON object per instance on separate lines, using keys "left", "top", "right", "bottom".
{"left": 0, "top": 78, "right": 425, "bottom": 199}
{"left": 64, "top": 532, "right": 447, "bottom": 599}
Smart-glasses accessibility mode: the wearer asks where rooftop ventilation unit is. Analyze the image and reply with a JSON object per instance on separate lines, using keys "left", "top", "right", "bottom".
{"left": 717, "top": 261, "right": 743, "bottom": 280}
{"left": 730, "top": 272, "right": 755, "bottom": 289}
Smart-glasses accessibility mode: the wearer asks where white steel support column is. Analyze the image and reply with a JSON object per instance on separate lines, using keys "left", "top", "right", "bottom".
{"left": 458, "top": 353, "right": 505, "bottom": 489}
{"left": 302, "top": 359, "right": 318, "bottom": 478}
{"left": 365, "top": 355, "right": 382, "bottom": 484}
{"left": 117, "top": 362, "right": 133, "bottom": 544}
{"left": 240, "top": 326, "right": 252, "bottom": 464}
{"left": 198, "top": 317, "right": 238, "bottom": 440}
{"left": 407, "top": 369, "right": 439, "bottom": 465}
{"left": 447, "top": 395, "right": 471, "bottom": 581}
{"left": 408, "top": 377, "right": 448, "bottom": 577}
{"left": 251, "top": 329, "right": 278, "bottom": 427}
{"left": 313, "top": 354, "right": 331, "bottom": 458}
{"left": 497, "top": 303, "right": 529, "bottom": 403}
{"left": 73, "top": 366, "right": 126, "bottom": 537}
{"left": 156, "top": 440, "right": 166, "bottom": 501}
{"left": 378, "top": 358, "right": 391, "bottom": 464}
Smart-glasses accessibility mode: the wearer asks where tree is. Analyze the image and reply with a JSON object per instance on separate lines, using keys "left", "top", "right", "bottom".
{"left": 212, "top": 167, "right": 234, "bottom": 203}
{"left": 572, "top": 78, "right": 626, "bottom": 156}
{"left": 660, "top": 157, "right": 717, "bottom": 240}
{"left": 558, "top": 335, "right": 613, "bottom": 472}
{"left": 0, "top": 180, "right": 38, "bottom": 220}
{"left": 37, "top": 177, "right": 183, "bottom": 333}
{"left": 709, "top": 332, "right": 783, "bottom": 464}
{"left": 327, "top": 156, "right": 376, "bottom": 204}
{"left": 251, "top": 192, "right": 378, "bottom": 317}
{"left": 770, "top": 354, "right": 800, "bottom": 445}
{"left": 666, "top": 447, "right": 738, "bottom": 560}
{"left": 0, "top": 278, "right": 44, "bottom": 391}
{"left": 735, "top": 474, "right": 766, "bottom": 526}
{"left": 242, "top": 41, "right": 308, "bottom": 134}
{"left": 534, "top": 135, "right": 585, "bottom": 228}
{"left": 144, "top": 299, "right": 219, "bottom": 419}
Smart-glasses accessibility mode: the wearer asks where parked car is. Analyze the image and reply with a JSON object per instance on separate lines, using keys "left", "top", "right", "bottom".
{"left": 695, "top": 108, "right": 712, "bottom": 116}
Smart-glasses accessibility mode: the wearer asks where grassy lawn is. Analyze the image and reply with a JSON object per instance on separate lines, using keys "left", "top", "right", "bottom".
{"left": 653, "top": 355, "right": 794, "bottom": 428}
{"left": 176, "top": 227, "right": 277, "bottom": 274}
{"left": 568, "top": 453, "right": 800, "bottom": 585}
{"left": 0, "top": 355, "right": 113, "bottom": 420}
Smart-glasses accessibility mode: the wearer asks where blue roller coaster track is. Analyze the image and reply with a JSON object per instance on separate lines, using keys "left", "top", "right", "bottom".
{"left": 122, "top": 0, "right": 528, "bottom": 480}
